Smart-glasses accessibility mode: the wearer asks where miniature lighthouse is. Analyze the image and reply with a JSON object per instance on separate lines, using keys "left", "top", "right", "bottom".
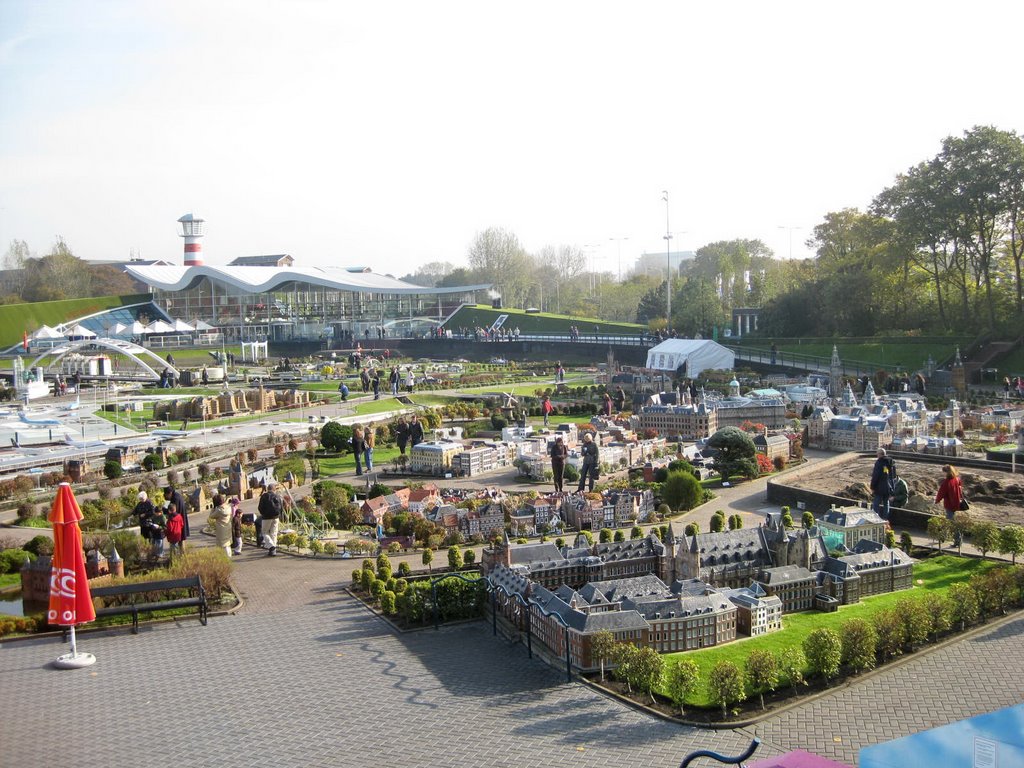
{"left": 178, "top": 213, "right": 206, "bottom": 266}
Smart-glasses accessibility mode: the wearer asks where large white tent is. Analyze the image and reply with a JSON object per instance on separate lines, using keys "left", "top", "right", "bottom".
{"left": 644, "top": 339, "right": 735, "bottom": 378}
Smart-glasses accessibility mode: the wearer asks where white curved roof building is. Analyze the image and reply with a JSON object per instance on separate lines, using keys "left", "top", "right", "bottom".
{"left": 125, "top": 263, "right": 490, "bottom": 342}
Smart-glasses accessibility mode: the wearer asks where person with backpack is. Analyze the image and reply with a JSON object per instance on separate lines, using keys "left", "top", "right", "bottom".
{"left": 258, "top": 481, "right": 284, "bottom": 556}
{"left": 869, "top": 448, "right": 897, "bottom": 520}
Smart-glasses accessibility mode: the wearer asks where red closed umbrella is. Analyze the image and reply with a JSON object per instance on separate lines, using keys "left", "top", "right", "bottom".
{"left": 48, "top": 482, "right": 97, "bottom": 668}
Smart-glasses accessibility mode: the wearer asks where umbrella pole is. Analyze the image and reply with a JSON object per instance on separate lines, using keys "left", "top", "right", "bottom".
{"left": 69, "top": 625, "right": 77, "bottom": 658}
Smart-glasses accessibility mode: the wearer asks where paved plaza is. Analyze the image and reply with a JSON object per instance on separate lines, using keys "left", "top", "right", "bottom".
{"left": 3, "top": 543, "right": 1024, "bottom": 768}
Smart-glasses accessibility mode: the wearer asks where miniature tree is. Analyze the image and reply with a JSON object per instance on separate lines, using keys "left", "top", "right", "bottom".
{"left": 950, "top": 512, "right": 973, "bottom": 554}
{"left": 803, "top": 628, "right": 842, "bottom": 683}
{"left": 947, "top": 582, "right": 980, "bottom": 630}
{"left": 971, "top": 521, "right": 1000, "bottom": 559}
{"left": 422, "top": 547, "right": 433, "bottom": 573}
{"left": 613, "top": 530, "right": 625, "bottom": 542}
{"left": 927, "top": 516, "right": 950, "bottom": 551}
{"left": 779, "top": 647, "right": 806, "bottom": 696}
{"left": 464, "top": 549, "right": 476, "bottom": 565}
{"left": 840, "top": 618, "right": 877, "bottom": 674}
{"left": 896, "top": 597, "right": 930, "bottom": 651}
{"left": 380, "top": 590, "right": 396, "bottom": 615}
{"left": 801, "top": 511, "right": 815, "bottom": 529}
{"left": 744, "top": 650, "right": 779, "bottom": 710}
{"left": 899, "top": 531, "right": 913, "bottom": 554}
{"left": 710, "top": 513, "right": 725, "bottom": 533}
{"left": 590, "top": 631, "right": 616, "bottom": 682}
{"left": 970, "top": 572, "right": 1000, "bottom": 620}
{"left": 706, "top": 427, "right": 757, "bottom": 483}
{"left": 872, "top": 609, "right": 906, "bottom": 660}
{"left": 599, "top": 527, "right": 612, "bottom": 543}
{"left": 920, "top": 592, "right": 952, "bottom": 641}
{"left": 447, "top": 545, "right": 463, "bottom": 571}
{"left": 998, "top": 524, "right": 1024, "bottom": 564}
{"left": 664, "top": 658, "right": 700, "bottom": 715}
{"left": 627, "top": 646, "right": 664, "bottom": 705}
{"left": 781, "top": 511, "right": 794, "bottom": 529}
{"left": 376, "top": 553, "right": 392, "bottom": 580}
{"left": 708, "top": 660, "right": 745, "bottom": 718}
{"left": 397, "top": 561, "right": 412, "bottom": 578}
{"left": 683, "top": 522, "right": 699, "bottom": 537}
{"left": 661, "top": 471, "right": 702, "bottom": 511}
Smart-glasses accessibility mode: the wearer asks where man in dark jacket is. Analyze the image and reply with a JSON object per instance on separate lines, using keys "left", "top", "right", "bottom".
{"left": 576, "top": 433, "right": 600, "bottom": 492}
{"left": 408, "top": 415, "right": 424, "bottom": 448}
{"left": 258, "top": 481, "right": 284, "bottom": 556}
{"left": 869, "top": 448, "right": 896, "bottom": 519}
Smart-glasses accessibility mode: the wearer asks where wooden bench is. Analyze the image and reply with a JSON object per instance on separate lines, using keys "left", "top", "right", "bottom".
{"left": 90, "top": 575, "right": 208, "bottom": 634}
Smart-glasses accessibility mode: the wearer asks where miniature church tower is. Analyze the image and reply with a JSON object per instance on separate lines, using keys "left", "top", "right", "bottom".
{"left": 841, "top": 382, "right": 858, "bottom": 409}
{"left": 951, "top": 347, "right": 966, "bottom": 395}
{"left": 829, "top": 345, "right": 843, "bottom": 397}
{"left": 728, "top": 378, "right": 741, "bottom": 398}
{"left": 864, "top": 380, "right": 879, "bottom": 406}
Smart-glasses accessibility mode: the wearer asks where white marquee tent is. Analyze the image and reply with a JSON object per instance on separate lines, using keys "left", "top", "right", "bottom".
{"left": 644, "top": 339, "right": 735, "bottom": 378}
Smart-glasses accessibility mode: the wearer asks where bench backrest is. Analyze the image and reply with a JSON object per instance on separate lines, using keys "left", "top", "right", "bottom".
{"left": 91, "top": 575, "right": 203, "bottom": 599}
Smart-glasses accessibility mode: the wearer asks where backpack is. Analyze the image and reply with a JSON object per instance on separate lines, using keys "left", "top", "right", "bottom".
{"left": 885, "top": 459, "right": 898, "bottom": 497}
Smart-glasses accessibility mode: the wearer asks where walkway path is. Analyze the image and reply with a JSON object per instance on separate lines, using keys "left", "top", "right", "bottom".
{"left": 3, "top": 529, "right": 1023, "bottom": 767}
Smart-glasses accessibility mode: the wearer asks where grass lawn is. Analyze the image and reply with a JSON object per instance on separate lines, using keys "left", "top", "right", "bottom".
{"left": 660, "top": 555, "right": 1002, "bottom": 707}
{"left": 318, "top": 446, "right": 403, "bottom": 476}
{"left": 0, "top": 573, "right": 22, "bottom": 590}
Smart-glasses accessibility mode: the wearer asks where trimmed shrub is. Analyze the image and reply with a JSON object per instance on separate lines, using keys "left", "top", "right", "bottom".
{"left": 168, "top": 548, "right": 233, "bottom": 601}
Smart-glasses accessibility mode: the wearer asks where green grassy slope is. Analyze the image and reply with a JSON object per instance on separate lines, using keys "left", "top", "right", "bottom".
{"left": 447, "top": 305, "right": 644, "bottom": 335}
{"left": 0, "top": 294, "right": 150, "bottom": 347}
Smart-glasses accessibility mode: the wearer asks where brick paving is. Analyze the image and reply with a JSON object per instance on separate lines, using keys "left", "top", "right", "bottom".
{"left": 3, "top": 542, "right": 1023, "bottom": 767}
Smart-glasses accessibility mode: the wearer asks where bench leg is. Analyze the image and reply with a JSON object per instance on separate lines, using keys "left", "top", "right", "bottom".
{"left": 199, "top": 601, "right": 208, "bottom": 626}
{"left": 131, "top": 608, "right": 139, "bottom": 635}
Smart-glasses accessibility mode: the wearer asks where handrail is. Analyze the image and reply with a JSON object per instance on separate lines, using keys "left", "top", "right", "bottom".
{"left": 679, "top": 737, "right": 761, "bottom": 767}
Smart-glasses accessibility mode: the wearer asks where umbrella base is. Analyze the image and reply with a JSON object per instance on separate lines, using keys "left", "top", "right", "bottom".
{"left": 53, "top": 652, "right": 96, "bottom": 669}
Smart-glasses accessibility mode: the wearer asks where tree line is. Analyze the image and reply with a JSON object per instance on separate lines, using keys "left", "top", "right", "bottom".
{"left": 2, "top": 237, "right": 138, "bottom": 303}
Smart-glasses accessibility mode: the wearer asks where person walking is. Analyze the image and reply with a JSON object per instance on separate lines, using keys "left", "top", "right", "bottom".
{"left": 229, "top": 498, "right": 243, "bottom": 556}
{"left": 258, "top": 481, "right": 284, "bottom": 556}
{"left": 395, "top": 416, "right": 410, "bottom": 455}
{"left": 602, "top": 392, "right": 613, "bottom": 418}
{"left": 363, "top": 426, "right": 375, "bottom": 471}
{"left": 408, "top": 415, "right": 424, "bottom": 448}
{"left": 360, "top": 368, "right": 370, "bottom": 393}
{"left": 405, "top": 367, "right": 415, "bottom": 394}
{"left": 613, "top": 386, "right": 626, "bottom": 413}
{"left": 541, "top": 395, "right": 553, "bottom": 427}
{"left": 371, "top": 370, "right": 381, "bottom": 400}
{"left": 935, "top": 464, "right": 966, "bottom": 545}
{"left": 209, "top": 494, "right": 232, "bottom": 557}
{"left": 869, "top": 448, "right": 896, "bottom": 520}
{"left": 549, "top": 436, "right": 568, "bottom": 493}
{"left": 576, "top": 432, "right": 599, "bottom": 493}
{"left": 389, "top": 366, "right": 400, "bottom": 397}
{"left": 351, "top": 426, "right": 366, "bottom": 476}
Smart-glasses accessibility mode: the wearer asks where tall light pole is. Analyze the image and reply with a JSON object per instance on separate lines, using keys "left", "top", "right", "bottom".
{"left": 609, "top": 236, "right": 630, "bottom": 282}
{"left": 777, "top": 225, "right": 802, "bottom": 259}
{"left": 662, "top": 191, "right": 672, "bottom": 328}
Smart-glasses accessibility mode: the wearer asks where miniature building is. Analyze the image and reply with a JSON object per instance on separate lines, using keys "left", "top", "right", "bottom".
{"left": 409, "top": 441, "right": 463, "bottom": 475}
{"left": 818, "top": 505, "right": 887, "bottom": 550}
{"left": 754, "top": 565, "right": 816, "bottom": 613}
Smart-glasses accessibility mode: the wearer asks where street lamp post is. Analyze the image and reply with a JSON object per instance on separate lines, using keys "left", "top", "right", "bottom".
{"left": 609, "top": 236, "right": 630, "bottom": 282}
{"left": 777, "top": 226, "right": 802, "bottom": 259}
{"left": 662, "top": 191, "right": 672, "bottom": 328}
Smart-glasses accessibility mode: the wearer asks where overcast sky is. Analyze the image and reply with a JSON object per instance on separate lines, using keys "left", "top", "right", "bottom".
{"left": 2, "top": 0, "right": 1022, "bottom": 278}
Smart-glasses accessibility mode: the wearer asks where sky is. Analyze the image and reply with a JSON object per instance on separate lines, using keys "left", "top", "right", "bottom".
{"left": 2, "top": 0, "right": 1023, "bottom": 279}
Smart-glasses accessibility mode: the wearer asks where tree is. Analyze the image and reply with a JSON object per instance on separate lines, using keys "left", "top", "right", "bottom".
{"left": 625, "top": 646, "right": 663, "bottom": 705}
{"left": 971, "top": 521, "right": 1000, "bottom": 559}
{"left": 706, "top": 427, "right": 757, "bottom": 483}
{"left": 599, "top": 528, "right": 612, "bottom": 543}
{"left": 683, "top": 522, "right": 699, "bottom": 537}
{"left": 840, "top": 618, "right": 878, "bottom": 674}
{"left": 803, "top": 628, "right": 842, "bottom": 683}
{"left": 464, "top": 549, "right": 476, "bottom": 565}
{"left": 744, "top": 650, "right": 779, "bottom": 711}
{"left": 630, "top": 525, "right": 642, "bottom": 540}
{"left": 895, "top": 597, "right": 930, "bottom": 651}
{"left": 708, "top": 660, "right": 745, "bottom": 717}
{"left": 466, "top": 227, "right": 532, "bottom": 309}
{"left": 947, "top": 582, "right": 980, "bottom": 630}
{"left": 779, "top": 647, "right": 806, "bottom": 696}
{"left": 447, "top": 545, "right": 463, "bottom": 571}
{"left": 920, "top": 592, "right": 952, "bottom": 641}
{"left": 801, "top": 511, "right": 815, "bottom": 529}
{"left": 709, "top": 513, "right": 725, "bottom": 533}
{"left": 22, "top": 238, "right": 90, "bottom": 301}
{"left": 376, "top": 553, "right": 392, "bottom": 580}
{"left": 422, "top": 547, "right": 433, "bottom": 573}
{"left": 899, "top": 531, "right": 913, "bottom": 554}
{"left": 590, "top": 631, "right": 616, "bottom": 683}
{"left": 660, "top": 470, "right": 702, "bottom": 511}
{"left": 664, "top": 658, "right": 700, "bottom": 716}
{"left": 2, "top": 239, "right": 30, "bottom": 298}
{"left": 728, "top": 514, "right": 743, "bottom": 531}
{"left": 872, "top": 609, "right": 906, "bottom": 660}
{"left": 927, "top": 516, "right": 950, "bottom": 551}
{"left": 320, "top": 421, "right": 352, "bottom": 453}
{"left": 613, "top": 530, "right": 625, "bottom": 542}
{"left": 970, "top": 572, "right": 1000, "bottom": 620}
{"left": 998, "top": 524, "right": 1024, "bottom": 564}
{"left": 103, "top": 460, "right": 123, "bottom": 480}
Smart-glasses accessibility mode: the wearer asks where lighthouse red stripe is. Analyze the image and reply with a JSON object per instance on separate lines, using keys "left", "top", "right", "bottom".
{"left": 185, "top": 244, "right": 202, "bottom": 252}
